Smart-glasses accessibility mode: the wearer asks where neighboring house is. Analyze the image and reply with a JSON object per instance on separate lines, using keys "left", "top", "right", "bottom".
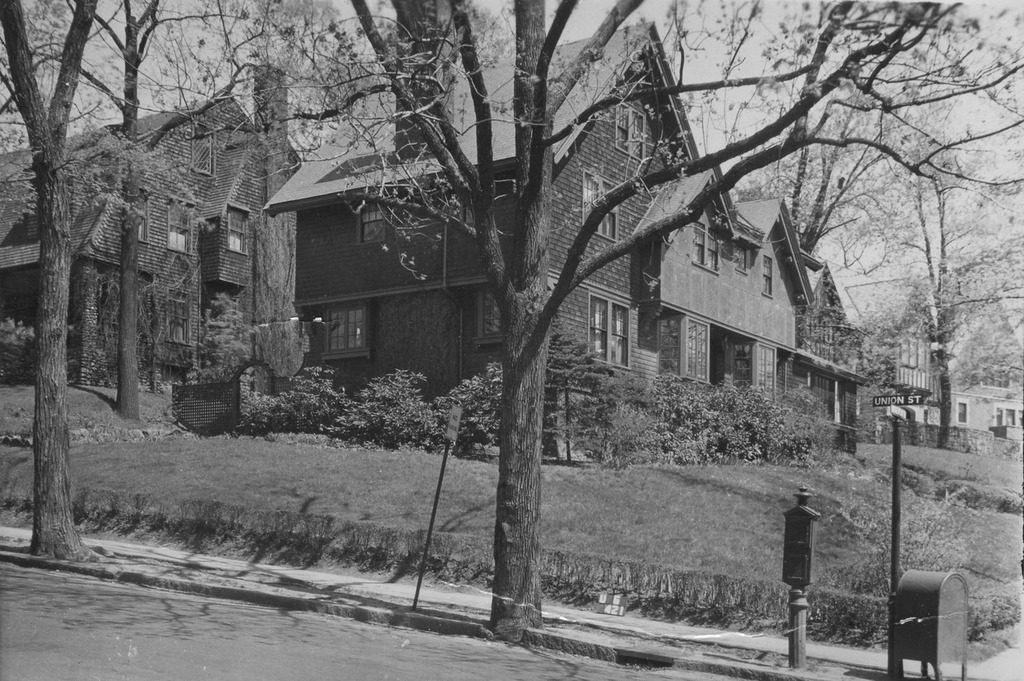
{"left": 266, "top": 24, "right": 861, "bottom": 448}
{"left": 951, "top": 304, "right": 1024, "bottom": 441}
{"left": 841, "top": 277, "right": 942, "bottom": 421}
{"left": 0, "top": 76, "right": 295, "bottom": 385}
{"left": 952, "top": 383, "right": 1023, "bottom": 441}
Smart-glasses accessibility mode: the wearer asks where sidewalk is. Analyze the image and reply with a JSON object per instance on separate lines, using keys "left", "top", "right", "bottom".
{"left": 1, "top": 526, "right": 1018, "bottom": 681}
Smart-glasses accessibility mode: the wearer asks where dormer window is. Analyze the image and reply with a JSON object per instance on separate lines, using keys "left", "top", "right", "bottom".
{"left": 191, "top": 123, "right": 215, "bottom": 175}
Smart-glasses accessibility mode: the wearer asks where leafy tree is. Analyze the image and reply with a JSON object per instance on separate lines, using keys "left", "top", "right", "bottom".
{"left": 1, "top": 0, "right": 98, "bottom": 559}
{"left": 322, "top": 0, "right": 1023, "bottom": 638}
{"left": 857, "top": 171, "right": 1023, "bottom": 444}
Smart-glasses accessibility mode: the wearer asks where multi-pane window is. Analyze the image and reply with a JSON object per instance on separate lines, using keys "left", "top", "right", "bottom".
{"left": 757, "top": 344, "right": 776, "bottom": 393}
{"left": 137, "top": 198, "right": 150, "bottom": 242}
{"left": 615, "top": 106, "right": 648, "bottom": 158}
{"left": 167, "top": 292, "right": 189, "bottom": 344}
{"left": 658, "top": 316, "right": 681, "bottom": 375}
{"left": 685, "top": 319, "right": 709, "bottom": 381}
{"left": 956, "top": 401, "right": 968, "bottom": 424}
{"left": 589, "top": 295, "right": 628, "bottom": 366}
{"left": 326, "top": 304, "right": 367, "bottom": 353}
{"left": 479, "top": 291, "right": 501, "bottom": 337}
{"left": 733, "top": 342, "right": 752, "bottom": 385}
{"left": 359, "top": 203, "right": 385, "bottom": 243}
{"left": 227, "top": 208, "right": 247, "bottom": 253}
{"left": 191, "top": 123, "right": 214, "bottom": 174}
{"left": 693, "top": 223, "right": 719, "bottom": 270}
{"left": 582, "top": 172, "right": 617, "bottom": 239}
{"left": 762, "top": 255, "right": 774, "bottom": 295}
{"left": 166, "top": 202, "right": 189, "bottom": 252}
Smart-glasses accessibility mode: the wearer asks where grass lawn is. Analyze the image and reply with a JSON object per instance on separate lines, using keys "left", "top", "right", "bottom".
{"left": 2, "top": 434, "right": 1019, "bottom": 602}
{"left": 855, "top": 441, "right": 1023, "bottom": 492}
{"left": 0, "top": 384, "right": 174, "bottom": 434}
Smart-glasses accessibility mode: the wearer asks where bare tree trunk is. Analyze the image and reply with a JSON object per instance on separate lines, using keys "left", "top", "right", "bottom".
{"left": 115, "top": 4, "right": 144, "bottom": 419}
{"left": 116, "top": 185, "right": 141, "bottom": 418}
{"left": 30, "top": 163, "right": 90, "bottom": 559}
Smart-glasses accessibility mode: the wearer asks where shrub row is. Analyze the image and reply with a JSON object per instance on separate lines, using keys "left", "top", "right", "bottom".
{"left": 5, "top": 486, "right": 1014, "bottom": 645}
{"left": 237, "top": 366, "right": 829, "bottom": 466}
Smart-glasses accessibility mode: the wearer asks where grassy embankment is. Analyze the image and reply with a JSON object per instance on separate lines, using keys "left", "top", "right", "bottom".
{"left": 1, "top": 385, "right": 1020, "bottom": 651}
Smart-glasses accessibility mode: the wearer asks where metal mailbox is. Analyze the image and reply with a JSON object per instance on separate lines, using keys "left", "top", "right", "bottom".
{"left": 782, "top": 487, "right": 820, "bottom": 588}
{"left": 893, "top": 570, "right": 968, "bottom": 681}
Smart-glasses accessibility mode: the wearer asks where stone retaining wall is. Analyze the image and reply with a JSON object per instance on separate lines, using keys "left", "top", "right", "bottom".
{"left": 874, "top": 420, "right": 1022, "bottom": 461}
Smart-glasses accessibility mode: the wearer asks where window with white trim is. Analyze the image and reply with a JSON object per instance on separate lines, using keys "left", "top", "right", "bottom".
{"left": 685, "top": 318, "right": 709, "bottom": 381}
{"left": 137, "top": 198, "right": 150, "bottom": 242}
{"left": 326, "top": 303, "right": 367, "bottom": 354}
{"left": 693, "top": 223, "right": 719, "bottom": 270}
{"left": 167, "top": 291, "right": 189, "bottom": 344}
{"left": 358, "top": 203, "right": 385, "bottom": 243}
{"left": 589, "top": 295, "right": 628, "bottom": 366}
{"left": 615, "top": 105, "right": 648, "bottom": 158}
{"left": 658, "top": 316, "right": 681, "bottom": 375}
{"left": 582, "top": 172, "right": 618, "bottom": 239}
{"left": 757, "top": 344, "right": 776, "bottom": 393}
{"left": 227, "top": 207, "right": 248, "bottom": 253}
{"left": 956, "top": 401, "right": 968, "bottom": 424}
{"left": 734, "top": 342, "right": 752, "bottom": 385}
{"left": 762, "top": 255, "right": 774, "bottom": 295}
{"left": 167, "top": 201, "right": 190, "bottom": 252}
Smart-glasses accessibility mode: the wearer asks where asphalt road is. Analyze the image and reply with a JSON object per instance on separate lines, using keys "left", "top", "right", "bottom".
{"left": 0, "top": 562, "right": 720, "bottom": 681}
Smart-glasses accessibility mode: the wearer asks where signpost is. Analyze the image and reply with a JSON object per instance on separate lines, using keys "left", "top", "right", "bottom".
{"left": 873, "top": 391, "right": 928, "bottom": 679}
{"left": 412, "top": 405, "right": 462, "bottom": 611}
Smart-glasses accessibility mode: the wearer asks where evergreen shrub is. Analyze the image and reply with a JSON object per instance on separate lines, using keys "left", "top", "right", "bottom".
{"left": 333, "top": 370, "right": 437, "bottom": 449}
{"left": 237, "top": 366, "right": 344, "bottom": 435}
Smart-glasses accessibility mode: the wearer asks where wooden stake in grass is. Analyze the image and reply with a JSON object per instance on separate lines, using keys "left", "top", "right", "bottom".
{"left": 413, "top": 406, "right": 462, "bottom": 611}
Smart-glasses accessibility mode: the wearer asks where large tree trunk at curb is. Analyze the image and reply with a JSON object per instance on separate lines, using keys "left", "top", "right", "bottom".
{"left": 491, "top": 307, "right": 549, "bottom": 639}
{"left": 31, "top": 163, "right": 89, "bottom": 560}
{"left": 2, "top": 0, "right": 98, "bottom": 560}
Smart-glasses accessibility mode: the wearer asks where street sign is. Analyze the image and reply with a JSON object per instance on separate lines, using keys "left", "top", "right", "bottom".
{"left": 445, "top": 405, "right": 463, "bottom": 443}
{"left": 872, "top": 393, "right": 928, "bottom": 408}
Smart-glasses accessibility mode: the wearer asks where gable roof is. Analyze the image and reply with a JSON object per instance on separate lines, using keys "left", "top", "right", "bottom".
{"left": 0, "top": 97, "right": 259, "bottom": 269}
{"left": 734, "top": 199, "right": 814, "bottom": 306}
{"left": 267, "top": 23, "right": 667, "bottom": 215}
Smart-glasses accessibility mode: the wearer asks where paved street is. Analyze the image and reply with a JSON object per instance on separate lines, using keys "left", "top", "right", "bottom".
{"left": 1, "top": 562, "right": 723, "bottom": 681}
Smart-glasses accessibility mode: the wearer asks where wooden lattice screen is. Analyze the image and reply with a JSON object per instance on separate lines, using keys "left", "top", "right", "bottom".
{"left": 172, "top": 381, "right": 239, "bottom": 435}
